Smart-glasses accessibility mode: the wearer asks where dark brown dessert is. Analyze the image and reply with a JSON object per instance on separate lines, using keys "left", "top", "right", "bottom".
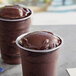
{"left": 20, "top": 31, "right": 61, "bottom": 50}
{"left": 16, "top": 31, "right": 62, "bottom": 76}
{"left": 0, "top": 5, "right": 32, "bottom": 64}
{"left": 0, "top": 5, "right": 31, "bottom": 19}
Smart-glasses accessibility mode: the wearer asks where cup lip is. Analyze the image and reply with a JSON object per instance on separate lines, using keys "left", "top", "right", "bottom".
{"left": 16, "top": 32, "right": 63, "bottom": 53}
{"left": 0, "top": 7, "right": 33, "bottom": 22}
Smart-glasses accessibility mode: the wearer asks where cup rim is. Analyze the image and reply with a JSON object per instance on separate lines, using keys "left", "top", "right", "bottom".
{"left": 0, "top": 7, "right": 33, "bottom": 22}
{"left": 16, "top": 32, "right": 63, "bottom": 53}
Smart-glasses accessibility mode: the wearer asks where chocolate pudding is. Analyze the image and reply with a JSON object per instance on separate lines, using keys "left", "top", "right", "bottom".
{"left": 16, "top": 31, "right": 62, "bottom": 76}
{"left": 20, "top": 31, "right": 61, "bottom": 50}
{"left": 0, "top": 5, "right": 32, "bottom": 64}
{"left": 0, "top": 5, "right": 31, "bottom": 19}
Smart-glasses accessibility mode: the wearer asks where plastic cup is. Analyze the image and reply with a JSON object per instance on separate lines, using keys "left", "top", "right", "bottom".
{"left": 16, "top": 33, "right": 63, "bottom": 76}
{"left": 0, "top": 7, "right": 33, "bottom": 64}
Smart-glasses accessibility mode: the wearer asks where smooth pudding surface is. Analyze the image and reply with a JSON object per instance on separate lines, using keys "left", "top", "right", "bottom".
{"left": 19, "top": 31, "right": 61, "bottom": 50}
{"left": 0, "top": 5, "right": 31, "bottom": 19}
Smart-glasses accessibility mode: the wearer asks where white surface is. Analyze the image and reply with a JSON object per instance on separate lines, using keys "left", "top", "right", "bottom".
{"left": 67, "top": 68, "right": 76, "bottom": 76}
{"left": 32, "top": 5, "right": 76, "bottom": 25}
{"left": 32, "top": 12, "right": 76, "bottom": 25}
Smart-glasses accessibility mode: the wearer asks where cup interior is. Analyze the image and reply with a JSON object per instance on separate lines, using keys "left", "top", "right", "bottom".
{"left": 0, "top": 6, "right": 33, "bottom": 22}
{"left": 16, "top": 32, "right": 63, "bottom": 53}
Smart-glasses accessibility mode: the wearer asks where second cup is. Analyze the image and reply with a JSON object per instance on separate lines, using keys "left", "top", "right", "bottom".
{"left": 0, "top": 5, "right": 32, "bottom": 64}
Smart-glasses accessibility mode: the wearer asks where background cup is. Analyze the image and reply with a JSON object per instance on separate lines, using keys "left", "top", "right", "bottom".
{"left": 16, "top": 33, "right": 63, "bottom": 76}
{"left": 0, "top": 7, "right": 32, "bottom": 64}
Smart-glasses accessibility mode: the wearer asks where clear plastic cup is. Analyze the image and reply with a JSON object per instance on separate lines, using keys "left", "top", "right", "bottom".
{"left": 16, "top": 32, "right": 63, "bottom": 76}
{"left": 0, "top": 7, "right": 33, "bottom": 64}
